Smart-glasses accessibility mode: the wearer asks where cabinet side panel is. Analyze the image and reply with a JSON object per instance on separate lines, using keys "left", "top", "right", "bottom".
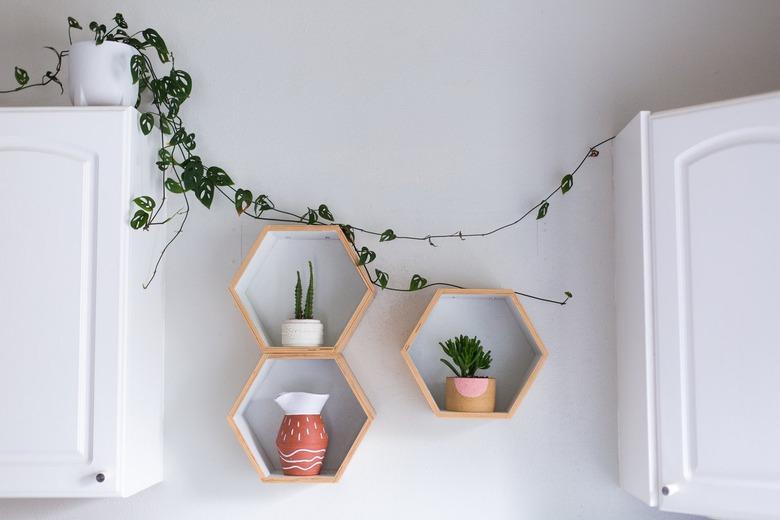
{"left": 120, "top": 111, "right": 165, "bottom": 496}
{"left": 613, "top": 112, "right": 657, "bottom": 506}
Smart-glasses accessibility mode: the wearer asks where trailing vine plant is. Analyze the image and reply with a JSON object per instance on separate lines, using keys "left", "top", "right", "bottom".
{"left": 2, "top": 13, "right": 614, "bottom": 304}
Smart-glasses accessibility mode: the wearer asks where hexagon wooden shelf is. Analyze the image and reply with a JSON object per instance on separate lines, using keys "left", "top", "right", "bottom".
{"left": 229, "top": 225, "right": 375, "bottom": 353}
{"left": 401, "top": 288, "right": 548, "bottom": 419}
{"left": 227, "top": 353, "right": 374, "bottom": 483}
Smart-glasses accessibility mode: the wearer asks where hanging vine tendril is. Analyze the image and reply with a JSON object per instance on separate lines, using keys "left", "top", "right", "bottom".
{"left": 1, "top": 13, "right": 615, "bottom": 305}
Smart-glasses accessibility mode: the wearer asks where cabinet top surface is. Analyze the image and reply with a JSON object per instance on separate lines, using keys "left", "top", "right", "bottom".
{"left": 0, "top": 106, "right": 138, "bottom": 114}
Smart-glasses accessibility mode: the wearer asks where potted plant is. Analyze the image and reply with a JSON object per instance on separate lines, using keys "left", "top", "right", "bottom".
{"left": 281, "top": 261, "right": 324, "bottom": 347}
{"left": 440, "top": 335, "right": 495, "bottom": 413}
{"left": 67, "top": 14, "right": 142, "bottom": 106}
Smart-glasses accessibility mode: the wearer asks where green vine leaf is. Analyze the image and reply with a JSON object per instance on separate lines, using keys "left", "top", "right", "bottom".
{"left": 181, "top": 159, "right": 203, "bottom": 191}
{"left": 253, "top": 194, "right": 274, "bottom": 215}
{"left": 158, "top": 114, "right": 173, "bottom": 135}
{"left": 133, "top": 195, "right": 156, "bottom": 212}
{"left": 206, "top": 166, "right": 233, "bottom": 186}
{"left": 357, "top": 247, "right": 376, "bottom": 266}
{"left": 157, "top": 148, "right": 174, "bottom": 167}
{"left": 375, "top": 269, "right": 389, "bottom": 289}
{"left": 14, "top": 67, "right": 29, "bottom": 86}
{"left": 536, "top": 201, "right": 549, "bottom": 220}
{"left": 165, "top": 178, "right": 184, "bottom": 193}
{"left": 561, "top": 174, "right": 573, "bottom": 194}
{"left": 565, "top": 291, "right": 573, "bottom": 298}
{"left": 130, "top": 209, "right": 149, "bottom": 229}
{"left": 67, "top": 17, "right": 82, "bottom": 29}
{"left": 317, "top": 204, "right": 334, "bottom": 221}
{"left": 139, "top": 113, "right": 154, "bottom": 135}
{"left": 234, "top": 189, "right": 253, "bottom": 215}
{"left": 379, "top": 229, "right": 396, "bottom": 242}
{"left": 305, "top": 208, "right": 318, "bottom": 225}
{"left": 340, "top": 224, "right": 355, "bottom": 243}
{"left": 142, "top": 29, "right": 169, "bottom": 62}
{"left": 194, "top": 178, "right": 214, "bottom": 208}
{"left": 113, "top": 13, "right": 128, "bottom": 29}
{"left": 409, "top": 274, "right": 427, "bottom": 291}
{"left": 130, "top": 55, "right": 145, "bottom": 84}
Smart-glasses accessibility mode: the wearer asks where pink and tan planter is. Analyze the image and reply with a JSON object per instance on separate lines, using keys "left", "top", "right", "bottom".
{"left": 445, "top": 377, "right": 496, "bottom": 413}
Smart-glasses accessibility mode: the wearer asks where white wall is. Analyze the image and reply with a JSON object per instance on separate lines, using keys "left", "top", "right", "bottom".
{"left": 2, "top": 1, "right": 780, "bottom": 518}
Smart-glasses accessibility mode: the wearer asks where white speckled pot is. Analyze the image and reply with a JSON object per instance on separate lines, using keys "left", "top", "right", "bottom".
{"left": 281, "top": 319, "right": 324, "bottom": 347}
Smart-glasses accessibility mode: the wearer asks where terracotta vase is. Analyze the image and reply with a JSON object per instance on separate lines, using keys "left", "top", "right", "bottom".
{"left": 274, "top": 392, "right": 329, "bottom": 476}
{"left": 445, "top": 377, "right": 496, "bottom": 413}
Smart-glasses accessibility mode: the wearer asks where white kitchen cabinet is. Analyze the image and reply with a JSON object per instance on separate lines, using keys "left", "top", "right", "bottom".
{"left": 0, "top": 107, "right": 164, "bottom": 497}
{"left": 614, "top": 92, "right": 780, "bottom": 519}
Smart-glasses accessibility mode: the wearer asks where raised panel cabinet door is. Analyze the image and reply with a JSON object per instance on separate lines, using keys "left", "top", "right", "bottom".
{"left": 650, "top": 94, "right": 780, "bottom": 518}
{"left": 0, "top": 118, "right": 122, "bottom": 496}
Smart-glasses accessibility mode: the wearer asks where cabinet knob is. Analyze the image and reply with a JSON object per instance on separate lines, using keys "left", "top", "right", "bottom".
{"left": 661, "top": 484, "right": 679, "bottom": 496}
{"left": 96, "top": 473, "right": 106, "bottom": 483}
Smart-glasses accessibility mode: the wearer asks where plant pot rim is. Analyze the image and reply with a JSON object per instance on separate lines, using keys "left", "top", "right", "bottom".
{"left": 446, "top": 376, "right": 495, "bottom": 380}
{"left": 283, "top": 319, "right": 322, "bottom": 324}
{"left": 70, "top": 40, "right": 135, "bottom": 50}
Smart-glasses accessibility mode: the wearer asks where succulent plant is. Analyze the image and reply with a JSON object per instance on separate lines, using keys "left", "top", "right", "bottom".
{"left": 439, "top": 335, "right": 492, "bottom": 378}
{"left": 294, "top": 261, "right": 315, "bottom": 320}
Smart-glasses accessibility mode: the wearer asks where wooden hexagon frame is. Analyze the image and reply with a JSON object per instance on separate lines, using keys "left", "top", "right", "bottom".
{"left": 227, "top": 353, "right": 375, "bottom": 483}
{"left": 229, "top": 225, "right": 375, "bottom": 354}
{"left": 401, "top": 288, "right": 548, "bottom": 419}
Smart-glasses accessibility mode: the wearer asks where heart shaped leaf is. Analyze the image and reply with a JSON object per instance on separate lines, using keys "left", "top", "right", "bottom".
{"left": 380, "top": 229, "right": 396, "bottom": 242}
{"left": 317, "top": 204, "right": 334, "bottom": 221}
{"left": 357, "top": 247, "right": 376, "bottom": 266}
{"left": 375, "top": 269, "right": 389, "bottom": 289}
{"left": 130, "top": 209, "right": 149, "bottom": 230}
{"left": 409, "top": 274, "right": 427, "bottom": 291}
{"left": 14, "top": 66, "right": 28, "bottom": 86}
{"left": 139, "top": 113, "right": 154, "bottom": 135}
{"left": 340, "top": 224, "right": 355, "bottom": 243}
{"left": 561, "top": 174, "right": 573, "bottom": 194}
{"left": 164, "top": 178, "right": 184, "bottom": 193}
{"left": 234, "top": 189, "right": 253, "bottom": 215}
{"left": 133, "top": 195, "right": 156, "bottom": 212}
{"left": 536, "top": 201, "right": 549, "bottom": 220}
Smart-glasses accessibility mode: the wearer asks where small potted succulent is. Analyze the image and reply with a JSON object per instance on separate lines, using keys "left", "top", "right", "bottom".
{"left": 281, "top": 261, "right": 324, "bottom": 347}
{"left": 440, "top": 335, "right": 495, "bottom": 412}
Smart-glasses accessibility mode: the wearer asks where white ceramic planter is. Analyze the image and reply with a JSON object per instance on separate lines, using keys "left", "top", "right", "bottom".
{"left": 281, "top": 319, "right": 324, "bottom": 347}
{"left": 68, "top": 41, "right": 138, "bottom": 107}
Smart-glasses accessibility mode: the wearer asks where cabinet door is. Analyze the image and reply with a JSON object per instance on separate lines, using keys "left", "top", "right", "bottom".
{"left": 650, "top": 94, "right": 780, "bottom": 518}
{"left": 0, "top": 116, "right": 123, "bottom": 496}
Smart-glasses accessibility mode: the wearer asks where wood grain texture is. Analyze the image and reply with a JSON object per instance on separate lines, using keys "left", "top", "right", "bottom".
{"left": 401, "top": 288, "right": 548, "bottom": 419}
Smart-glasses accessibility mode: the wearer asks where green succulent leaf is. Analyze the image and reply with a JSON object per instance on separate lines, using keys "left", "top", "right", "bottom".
{"left": 130, "top": 209, "right": 149, "bottom": 229}
{"left": 139, "top": 113, "right": 154, "bottom": 135}
{"left": 379, "top": 229, "right": 396, "bottom": 242}
{"left": 164, "top": 178, "right": 184, "bottom": 193}
{"left": 536, "top": 201, "right": 549, "bottom": 220}
{"left": 357, "top": 247, "right": 376, "bottom": 266}
{"left": 561, "top": 174, "right": 573, "bottom": 194}
{"left": 234, "top": 189, "right": 253, "bottom": 215}
{"left": 409, "top": 274, "right": 427, "bottom": 291}
{"left": 317, "top": 204, "right": 334, "bottom": 221}
{"left": 374, "top": 269, "right": 389, "bottom": 289}
{"left": 14, "top": 66, "right": 29, "bottom": 86}
{"left": 133, "top": 195, "right": 156, "bottom": 212}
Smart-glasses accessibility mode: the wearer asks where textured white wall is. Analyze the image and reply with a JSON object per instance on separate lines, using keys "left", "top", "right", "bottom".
{"left": 2, "top": 1, "right": 780, "bottom": 518}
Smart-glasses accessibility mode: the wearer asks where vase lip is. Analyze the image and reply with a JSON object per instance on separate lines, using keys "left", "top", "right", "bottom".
{"left": 274, "top": 392, "right": 329, "bottom": 415}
